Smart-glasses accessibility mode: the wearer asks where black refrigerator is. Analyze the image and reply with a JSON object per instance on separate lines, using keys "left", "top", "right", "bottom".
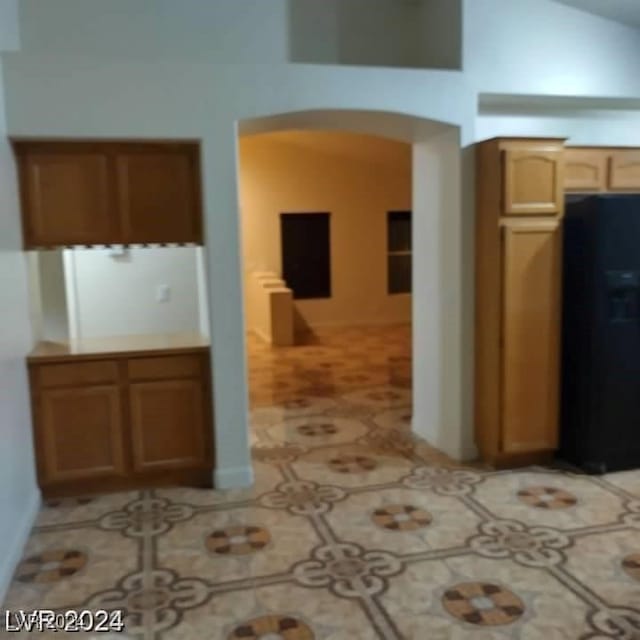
{"left": 561, "top": 194, "right": 640, "bottom": 473}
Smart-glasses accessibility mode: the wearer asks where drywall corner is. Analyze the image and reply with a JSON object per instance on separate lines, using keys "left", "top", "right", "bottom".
{"left": 0, "top": 487, "right": 40, "bottom": 605}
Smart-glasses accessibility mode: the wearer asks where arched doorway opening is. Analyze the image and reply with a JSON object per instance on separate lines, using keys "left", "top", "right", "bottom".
{"left": 228, "top": 108, "right": 472, "bottom": 485}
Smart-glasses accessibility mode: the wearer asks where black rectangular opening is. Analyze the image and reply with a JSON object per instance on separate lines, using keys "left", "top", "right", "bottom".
{"left": 388, "top": 210, "right": 412, "bottom": 294}
{"left": 280, "top": 212, "right": 331, "bottom": 299}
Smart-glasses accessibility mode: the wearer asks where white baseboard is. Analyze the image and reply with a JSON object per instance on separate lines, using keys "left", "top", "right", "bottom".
{"left": 0, "top": 488, "right": 41, "bottom": 606}
{"left": 214, "top": 465, "right": 254, "bottom": 489}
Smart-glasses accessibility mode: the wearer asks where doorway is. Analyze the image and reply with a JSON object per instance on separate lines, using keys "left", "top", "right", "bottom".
{"left": 280, "top": 212, "right": 332, "bottom": 300}
{"left": 209, "top": 109, "right": 468, "bottom": 489}
{"left": 237, "top": 128, "right": 416, "bottom": 458}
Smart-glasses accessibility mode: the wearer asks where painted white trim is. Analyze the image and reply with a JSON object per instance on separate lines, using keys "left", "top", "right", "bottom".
{"left": 214, "top": 465, "right": 254, "bottom": 489}
{"left": 0, "top": 488, "right": 41, "bottom": 605}
{"left": 195, "top": 247, "right": 210, "bottom": 339}
{"left": 62, "top": 249, "right": 81, "bottom": 341}
{"left": 25, "top": 252, "right": 44, "bottom": 341}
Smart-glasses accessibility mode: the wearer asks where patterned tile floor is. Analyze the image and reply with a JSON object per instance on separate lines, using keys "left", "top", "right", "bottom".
{"left": 3, "top": 325, "right": 640, "bottom": 639}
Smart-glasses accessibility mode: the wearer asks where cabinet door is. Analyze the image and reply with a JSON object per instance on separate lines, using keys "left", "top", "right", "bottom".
{"left": 17, "top": 145, "right": 117, "bottom": 247}
{"left": 501, "top": 221, "right": 561, "bottom": 454}
{"left": 564, "top": 149, "right": 606, "bottom": 192}
{"left": 503, "top": 149, "right": 562, "bottom": 215}
{"left": 608, "top": 150, "right": 640, "bottom": 191}
{"left": 115, "top": 145, "right": 202, "bottom": 244}
{"left": 39, "top": 386, "right": 126, "bottom": 483}
{"left": 129, "top": 379, "right": 208, "bottom": 471}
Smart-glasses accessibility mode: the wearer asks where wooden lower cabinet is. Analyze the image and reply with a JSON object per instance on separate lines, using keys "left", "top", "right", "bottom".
{"left": 39, "top": 385, "right": 126, "bottom": 482}
{"left": 29, "top": 350, "right": 213, "bottom": 497}
{"left": 475, "top": 138, "right": 565, "bottom": 467}
{"left": 500, "top": 220, "right": 561, "bottom": 455}
{"left": 129, "top": 380, "right": 207, "bottom": 471}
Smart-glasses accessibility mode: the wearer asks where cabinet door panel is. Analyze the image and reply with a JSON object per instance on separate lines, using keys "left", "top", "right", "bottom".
{"left": 609, "top": 151, "right": 640, "bottom": 191}
{"left": 564, "top": 149, "right": 606, "bottom": 192}
{"left": 19, "top": 147, "right": 116, "bottom": 247}
{"left": 40, "top": 386, "right": 125, "bottom": 483}
{"left": 503, "top": 149, "right": 562, "bottom": 215}
{"left": 129, "top": 380, "right": 208, "bottom": 471}
{"left": 501, "top": 221, "right": 561, "bottom": 453}
{"left": 116, "top": 146, "right": 202, "bottom": 244}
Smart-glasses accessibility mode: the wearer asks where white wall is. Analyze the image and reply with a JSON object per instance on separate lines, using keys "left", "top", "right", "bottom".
{"left": 288, "top": 0, "right": 461, "bottom": 69}
{"left": 0, "top": 54, "right": 476, "bottom": 488}
{"left": 0, "top": 0, "right": 39, "bottom": 603}
{"left": 477, "top": 108, "right": 640, "bottom": 147}
{"left": 8, "top": 0, "right": 639, "bottom": 488}
{"left": 65, "top": 247, "right": 202, "bottom": 339}
{"left": 335, "top": 0, "right": 423, "bottom": 69}
{"left": 37, "top": 250, "right": 69, "bottom": 341}
{"left": 288, "top": 0, "right": 340, "bottom": 64}
{"left": 18, "top": 0, "right": 462, "bottom": 70}
{"left": 239, "top": 131, "right": 412, "bottom": 331}
{"left": 17, "top": 0, "right": 290, "bottom": 61}
{"left": 464, "top": 0, "right": 640, "bottom": 97}
{"left": 417, "top": 0, "right": 462, "bottom": 70}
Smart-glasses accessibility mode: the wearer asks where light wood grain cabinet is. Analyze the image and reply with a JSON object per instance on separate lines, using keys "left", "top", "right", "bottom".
{"left": 609, "top": 150, "right": 640, "bottom": 191}
{"left": 500, "top": 220, "right": 561, "bottom": 454}
{"left": 130, "top": 380, "right": 206, "bottom": 471}
{"left": 475, "top": 137, "right": 565, "bottom": 467}
{"left": 503, "top": 147, "right": 563, "bottom": 215}
{"left": 563, "top": 149, "right": 607, "bottom": 192}
{"left": 29, "top": 350, "right": 213, "bottom": 497}
{"left": 38, "top": 385, "right": 126, "bottom": 483}
{"left": 563, "top": 147, "right": 640, "bottom": 193}
{"left": 14, "top": 141, "right": 202, "bottom": 248}
{"left": 16, "top": 144, "right": 118, "bottom": 246}
{"left": 116, "top": 144, "right": 202, "bottom": 244}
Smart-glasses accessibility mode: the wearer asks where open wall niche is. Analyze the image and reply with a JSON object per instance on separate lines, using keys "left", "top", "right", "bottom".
{"left": 28, "top": 246, "right": 210, "bottom": 343}
{"left": 288, "top": 0, "right": 462, "bottom": 70}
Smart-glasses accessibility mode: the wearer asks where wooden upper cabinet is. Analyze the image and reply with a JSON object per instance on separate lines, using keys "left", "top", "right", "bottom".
{"left": 564, "top": 148, "right": 607, "bottom": 192}
{"left": 16, "top": 143, "right": 118, "bottom": 247}
{"left": 609, "top": 150, "right": 640, "bottom": 191}
{"left": 14, "top": 141, "right": 202, "bottom": 248}
{"left": 116, "top": 144, "right": 202, "bottom": 244}
{"left": 500, "top": 220, "right": 561, "bottom": 454}
{"left": 503, "top": 147, "right": 563, "bottom": 215}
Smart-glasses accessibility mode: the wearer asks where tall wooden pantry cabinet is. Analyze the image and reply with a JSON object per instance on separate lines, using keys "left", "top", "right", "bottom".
{"left": 475, "top": 138, "right": 565, "bottom": 466}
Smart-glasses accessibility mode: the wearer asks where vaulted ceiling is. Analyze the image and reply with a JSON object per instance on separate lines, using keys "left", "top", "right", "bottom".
{"left": 553, "top": 0, "right": 640, "bottom": 29}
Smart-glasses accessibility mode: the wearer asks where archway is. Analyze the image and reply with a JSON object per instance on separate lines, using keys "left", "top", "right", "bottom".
{"left": 223, "top": 108, "right": 472, "bottom": 486}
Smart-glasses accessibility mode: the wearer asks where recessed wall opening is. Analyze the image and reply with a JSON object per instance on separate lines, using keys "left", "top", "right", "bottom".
{"left": 238, "top": 129, "right": 413, "bottom": 432}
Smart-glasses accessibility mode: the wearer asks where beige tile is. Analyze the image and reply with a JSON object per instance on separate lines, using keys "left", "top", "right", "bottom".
{"left": 5, "top": 529, "right": 138, "bottom": 612}
{"left": 381, "top": 556, "right": 592, "bottom": 640}
{"left": 563, "top": 529, "right": 640, "bottom": 607}
{"left": 157, "top": 506, "right": 320, "bottom": 584}
{"left": 603, "top": 470, "right": 640, "bottom": 497}
{"left": 36, "top": 491, "right": 141, "bottom": 528}
{"left": 325, "top": 488, "right": 483, "bottom": 555}
{"left": 472, "top": 470, "right": 627, "bottom": 530}
{"left": 291, "top": 444, "right": 413, "bottom": 489}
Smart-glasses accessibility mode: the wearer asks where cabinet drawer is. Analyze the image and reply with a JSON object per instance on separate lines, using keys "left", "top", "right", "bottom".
{"left": 36, "top": 360, "right": 118, "bottom": 388}
{"left": 127, "top": 354, "right": 204, "bottom": 380}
